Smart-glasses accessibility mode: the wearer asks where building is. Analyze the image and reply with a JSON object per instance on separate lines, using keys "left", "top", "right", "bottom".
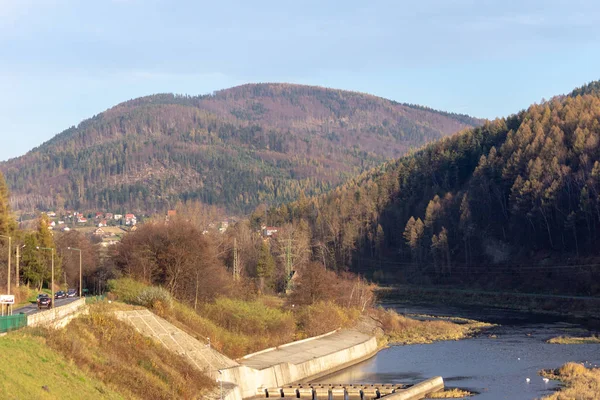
{"left": 262, "top": 226, "right": 278, "bottom": 237}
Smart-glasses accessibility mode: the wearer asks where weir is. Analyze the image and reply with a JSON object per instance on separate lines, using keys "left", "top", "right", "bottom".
{"left": 256, "top": 377, "right": 444, "bottom": 400}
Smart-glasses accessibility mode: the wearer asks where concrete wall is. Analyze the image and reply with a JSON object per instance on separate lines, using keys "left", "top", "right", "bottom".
{"left": 27, "top": 298, "right": 87, "bottom": 328}
{"left": 384, "top": 377, "right": 444, "bottom": 400}
{"left": 217, "top": 335, "right": 378, "bottom": 399}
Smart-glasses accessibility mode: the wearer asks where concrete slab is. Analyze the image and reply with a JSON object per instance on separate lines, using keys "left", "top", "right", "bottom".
{"left": 240, "top": 330, "right": 372, "bottom": 370}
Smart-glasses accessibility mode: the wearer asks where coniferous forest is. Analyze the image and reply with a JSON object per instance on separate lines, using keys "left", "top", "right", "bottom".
{"left": 267, "top": 82, "right": 600, "bottom": 295}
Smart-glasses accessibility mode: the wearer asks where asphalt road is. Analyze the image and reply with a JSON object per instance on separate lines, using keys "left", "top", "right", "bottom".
{"left": 15, "top": 297, "right": 81, "bottom": 315}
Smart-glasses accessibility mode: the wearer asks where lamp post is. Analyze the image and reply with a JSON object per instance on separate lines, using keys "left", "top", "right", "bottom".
{"left": 37, "top": 246, "right": 54, "bottom": 308}
{"left": 67, "top": 247, "right": 82, "bottom": 297}
{"left": 15, "top": 244, "right": 24, "bottom": 288}
{"left": 0, "top": 235, "right": 11, "bottom": 295}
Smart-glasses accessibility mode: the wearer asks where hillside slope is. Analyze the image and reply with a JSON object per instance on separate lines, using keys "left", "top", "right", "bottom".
{"left": 0, "top": 83, "right": 481, "bottom": 214}
{"left": 274, "top": 81, "right": 600, "bottom": 295}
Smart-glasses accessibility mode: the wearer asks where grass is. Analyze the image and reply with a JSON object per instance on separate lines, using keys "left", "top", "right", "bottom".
{"left": 547, "top": 335, "right": 600, "bottom": 344}
{"left": 427, "top": 388, "right": 473, "bottom": 398}
{"left": 540, "top": 362, "right": 600, "bottom": 399}
{"left": 370, "top": 308, "right": 493, "bottom": 346}
{"left": 40, "top": 302, "right": 215, "bottom": 399}
{"left": 0, "top": 332, "right": 122, "bottom": 399}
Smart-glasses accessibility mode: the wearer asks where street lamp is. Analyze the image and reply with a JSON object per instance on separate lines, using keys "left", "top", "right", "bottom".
{"left": 0, "top": 235, "right": 11, "bottom": 295}
{"left": 37, "top": 246, "right": 54, "bottom": 308}
{"left": 67, "top": 247, "right": 82, "bottom": 297}
{"left": 15, "top": 244, "right": 25, "bottom": 288}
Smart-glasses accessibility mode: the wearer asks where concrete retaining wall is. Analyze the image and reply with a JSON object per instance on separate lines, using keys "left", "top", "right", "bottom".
{"left": 218, "top": 335, "right": 378, "bottom": 399}
{"left": 27, "top": 298, "right": 87, "bottom": 328}
{"left": 384, "top": 377, "right": 444, "bottom": 400}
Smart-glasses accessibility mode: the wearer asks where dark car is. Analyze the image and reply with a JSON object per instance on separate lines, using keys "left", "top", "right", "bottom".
{"left": 54, "top": 290, "right": 67, "bottom": 299}
{"left": 36, "top": 294, "right": 52, "bottom": 309}
{"left": 67, "top": 288, "right": 77, "bottom": 298}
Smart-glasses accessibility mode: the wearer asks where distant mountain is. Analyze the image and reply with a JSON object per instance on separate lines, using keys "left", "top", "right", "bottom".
{"left": 0, "top": 83, "right": 482, "bottom": 214}
{"left": 275, "top": 81, "right": 600, "bottom": 294}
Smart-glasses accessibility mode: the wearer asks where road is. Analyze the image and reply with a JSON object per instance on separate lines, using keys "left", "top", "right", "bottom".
{"left": 15, "top": 297, "right": 81, "bottom": 315}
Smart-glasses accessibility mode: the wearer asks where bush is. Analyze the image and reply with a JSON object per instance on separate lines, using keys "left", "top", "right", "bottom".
{"left": 202, "top": 297, "right": 295, "bottom": 340}
{"left": 137, "top": 287, "right": 173, "bottom": 310}
{"left": 295, "top": 301, "right": 360, "bottom": 337}
{"left": 107, "top": 278, "right": 147, "bottom": 303}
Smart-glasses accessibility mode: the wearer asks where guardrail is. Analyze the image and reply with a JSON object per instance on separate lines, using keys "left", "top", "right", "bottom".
{"left": 0, "top": 313, "right": 27, "bottom": 333}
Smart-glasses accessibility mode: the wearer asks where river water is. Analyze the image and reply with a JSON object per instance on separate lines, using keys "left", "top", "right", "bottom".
{"left": 314, "top": 301, "right": 600, "bottom": 400}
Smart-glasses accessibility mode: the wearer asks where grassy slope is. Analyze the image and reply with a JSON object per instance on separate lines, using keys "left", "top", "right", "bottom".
{"left": 0, "top": 333, "right": 122, "bottom": 400}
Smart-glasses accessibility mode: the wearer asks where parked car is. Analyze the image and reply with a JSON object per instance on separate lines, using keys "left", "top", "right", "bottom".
{"left": 67, "top": 288, "right": 77, "bottom": 298}
{"left": 54, "top": 290, "right": 67, "bottom": 299}
{"left": 36, "top": 294, "right": 52, "bottom": 309}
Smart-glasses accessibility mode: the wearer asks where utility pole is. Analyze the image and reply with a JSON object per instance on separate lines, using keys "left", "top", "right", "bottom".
{"left": 37, "top": 247, "right": 55, "bottom": 308}
{"left": 286, "top": 239, "right": 292, "bottom": 277}
{"left": 67, "top": 247, "right": 82, "bottom": 297}
{"left": 285, "top": 238, "right": 292, "bottom": 291}
{"left": 15, "top": 245, "right": 20, "bottom": 288}
{"left": 233, "top": 237, "right": 239, "bottom": 281}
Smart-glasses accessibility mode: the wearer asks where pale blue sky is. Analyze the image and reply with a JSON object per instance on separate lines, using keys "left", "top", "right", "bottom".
{"left": 1, "top": 0, "right": 599, "bottom": 161}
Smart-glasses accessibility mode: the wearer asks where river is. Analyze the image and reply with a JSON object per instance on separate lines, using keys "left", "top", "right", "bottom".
{"left": 314, "top": 301, "right": 600, "bottom": 399}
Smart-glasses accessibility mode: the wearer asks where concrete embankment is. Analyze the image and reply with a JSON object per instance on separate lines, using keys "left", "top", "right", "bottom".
{"left": 383, "top": 377, "right": 444, "bottom": 400}
{"left": 116, "top": 309, "right": 444, "bottom": 400}
{"left": 223, "top": 329, "right": 379, "bottom": 398}
{"left": 115, "top": 309, "right": 380, "bottom": 400}
{"left": 27, "top": 298, "right": 87, "bottom": 328}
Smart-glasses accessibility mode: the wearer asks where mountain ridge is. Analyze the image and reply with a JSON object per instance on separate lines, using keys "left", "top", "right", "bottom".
{"left": 1, "top": 83, "right": 482, "bottom": 214}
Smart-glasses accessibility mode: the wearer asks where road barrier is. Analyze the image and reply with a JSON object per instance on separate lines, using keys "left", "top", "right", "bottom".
{"left": 0, "top": 313, "right": 27, "bottom": 333}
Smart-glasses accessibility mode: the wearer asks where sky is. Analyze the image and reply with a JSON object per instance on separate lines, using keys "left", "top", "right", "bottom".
{"left": 1, "top": 0, "right": 599, "bottom": 162}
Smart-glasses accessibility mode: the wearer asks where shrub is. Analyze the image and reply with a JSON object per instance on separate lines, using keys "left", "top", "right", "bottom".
{"left": 201, "top": 297, "right": 295, "bottom": 342}
{"left": 295, "top": 301, "right": 360, "bottom": 337}
{"left": 137, "top": 286, "right": 173, "bottom": 310}
{"left": 107, "top": 278, "right": 147, "bottom": 303}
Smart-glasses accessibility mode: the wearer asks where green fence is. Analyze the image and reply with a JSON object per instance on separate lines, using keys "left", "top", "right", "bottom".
{"left": 0, "top": 314, "right": 27, "bottom": 333}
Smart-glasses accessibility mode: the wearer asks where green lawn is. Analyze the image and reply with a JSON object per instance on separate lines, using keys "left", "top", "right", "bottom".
{"left": 0, "top": 332, "right": 122, "bottom": 400}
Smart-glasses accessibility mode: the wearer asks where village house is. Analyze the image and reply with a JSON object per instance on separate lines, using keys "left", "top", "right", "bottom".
{"left": 262, "top": 226, "right": 278, "bottom": 237}
{"left": 125, "top": 213, "right": 136, "bottom": 225}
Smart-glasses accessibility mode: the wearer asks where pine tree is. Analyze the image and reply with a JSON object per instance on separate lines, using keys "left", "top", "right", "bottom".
{"left": 0, "top": 172, "right": 16, "bottom": 236}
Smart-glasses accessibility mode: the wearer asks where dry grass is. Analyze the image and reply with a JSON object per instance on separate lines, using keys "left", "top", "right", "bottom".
{"left": 370, "top": 308, "right": 492, "bottom": 346}
{"left": 39, "top": 303, "right": 215, "bottom": 399}
{"left": 295, "top": 301, "right": 361, "bottom": 338}
{"left": 547, "top": 335, "right": 600, "bottom": 344}
{"left": 540, "top": 362, "right": 600, "bottom": 400}
{"left": 427, "top": 388, "right": 473, "bottom": 398}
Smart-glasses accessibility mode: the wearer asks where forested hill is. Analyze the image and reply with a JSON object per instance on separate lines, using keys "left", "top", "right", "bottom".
{"left": 271, "top": 81, "right": 600, "bottom": 295}
{"left": 0, "top": 83, "right": 481, "bottom": 214}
